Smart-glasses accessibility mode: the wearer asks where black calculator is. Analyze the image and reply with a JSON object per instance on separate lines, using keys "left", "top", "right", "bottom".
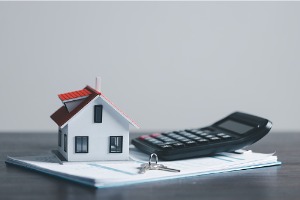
{"left": 132, "top": 112, "right": 272, "bottom": 160}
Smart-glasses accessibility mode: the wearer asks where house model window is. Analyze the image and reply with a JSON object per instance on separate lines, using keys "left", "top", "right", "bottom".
{"left": 64, "top": 134, "right": 67, "bottom": 152}
{"left": 75, "top": 136, "right": 89, "bottom": 153}
{"left": 58, "top": 129, "right": 62, "bottom": 147}
{"left": 110, "top": 136, "right": 123, "bottom": 153}
{"left": 94, "top": 105, "right": 103, "bottom": 123}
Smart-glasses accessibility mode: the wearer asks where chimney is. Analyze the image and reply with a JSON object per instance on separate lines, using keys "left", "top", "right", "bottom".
{"left": 95, "top": 76, "right": 101, "bottom": 92}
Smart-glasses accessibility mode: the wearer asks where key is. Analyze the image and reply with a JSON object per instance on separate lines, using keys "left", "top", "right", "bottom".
{"left": 138, "top": 153, "right": 181, "bottom": 174}
{"left": 151, "top": 164, "right": 180, "bottom": 172}
{"left": 139, "top": 153, "right": 159, "bottom": 174}
{"left": 138, "top": 152, "right": 159, "bottom": 174}
{"left": 139, "top": 163, "right": 151, "bottom": 174}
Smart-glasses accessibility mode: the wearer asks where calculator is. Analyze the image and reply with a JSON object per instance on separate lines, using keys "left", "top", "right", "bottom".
{"left": 131, "top": 112, "right": 272, "bottom": 160}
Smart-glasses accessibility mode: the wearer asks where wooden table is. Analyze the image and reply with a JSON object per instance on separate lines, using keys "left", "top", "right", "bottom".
{"left": 0, "top": 132, "right": 299, "bottom": 200}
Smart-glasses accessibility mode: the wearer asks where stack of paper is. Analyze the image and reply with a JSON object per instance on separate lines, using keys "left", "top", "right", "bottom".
{"left": 5, "top": 147, "right": 281, "bottom": 188}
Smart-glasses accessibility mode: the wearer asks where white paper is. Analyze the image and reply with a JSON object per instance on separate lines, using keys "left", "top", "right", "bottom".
{"left": 6, "top": 147, "right": 281, "bottom": 188}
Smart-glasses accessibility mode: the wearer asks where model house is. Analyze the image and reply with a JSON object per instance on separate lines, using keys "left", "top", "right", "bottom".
{"left": 50, "top": 78, "right": 139, "bottom": 162}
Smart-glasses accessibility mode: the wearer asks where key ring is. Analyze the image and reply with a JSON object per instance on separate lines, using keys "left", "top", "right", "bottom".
{"left": 149, "top": 153, "right": 158, "bottom": 165}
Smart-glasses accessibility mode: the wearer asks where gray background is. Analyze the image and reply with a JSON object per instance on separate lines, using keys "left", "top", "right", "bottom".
{"left": 0, "top": 2, "right": 299, "bottom": 133}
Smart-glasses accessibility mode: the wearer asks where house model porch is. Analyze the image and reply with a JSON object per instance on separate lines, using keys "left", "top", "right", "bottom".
{"left": 50, "top": 78, "right": 139, "bottom": 162}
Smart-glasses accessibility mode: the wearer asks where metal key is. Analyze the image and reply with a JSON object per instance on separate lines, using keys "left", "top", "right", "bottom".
{"left": 138, "top": 153, "right": 158, "bottom": 174}
{"left": 151, "top": 164, "right": 180, "bottom": 172}
{"left": 139, "top": 163, "right": 151, "bottom": 174}
{"left": 138, "top": 153, "right": 180, "bottom": 174}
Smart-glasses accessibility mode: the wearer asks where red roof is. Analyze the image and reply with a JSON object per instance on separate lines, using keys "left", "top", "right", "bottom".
{"left": 58, "top": 89, "right": 92, "bottom": 102}
{"left": 51, "top": 86, "right": 139, "bottom": 128}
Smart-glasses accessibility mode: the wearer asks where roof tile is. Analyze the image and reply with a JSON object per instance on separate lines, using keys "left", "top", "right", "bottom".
{"left": 58, "top": 89, "right": 92, "bottom": 101}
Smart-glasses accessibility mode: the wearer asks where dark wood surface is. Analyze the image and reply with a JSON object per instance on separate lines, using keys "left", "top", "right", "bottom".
{"left": 0, "top": 132, "right": 299, "bottom": 200}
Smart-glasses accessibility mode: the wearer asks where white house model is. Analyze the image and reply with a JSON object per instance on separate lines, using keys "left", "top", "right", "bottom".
{"left": 51, "top": 78, "right": 139, "bottom": 162}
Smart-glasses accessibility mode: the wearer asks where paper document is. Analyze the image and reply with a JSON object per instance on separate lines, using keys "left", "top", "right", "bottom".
{"left": 5, "top": 147, "right": 281, "bottom": 188}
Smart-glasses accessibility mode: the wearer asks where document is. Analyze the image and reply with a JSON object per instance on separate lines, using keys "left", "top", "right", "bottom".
{"left": 5, "top": 146, "right": 281, "bottom": 188}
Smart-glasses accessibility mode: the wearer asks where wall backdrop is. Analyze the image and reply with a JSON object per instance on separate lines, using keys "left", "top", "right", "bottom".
{"left": 0, "top": 2, "right": 299, "bottom": 132}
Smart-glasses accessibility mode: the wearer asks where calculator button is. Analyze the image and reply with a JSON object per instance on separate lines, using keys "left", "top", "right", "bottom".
{"left": 178, "top": 139, "right": 190, "bottom": 143}
{"left": 151, "top": 140, "right": 163, "bottom": 144}
{"left": 210, "top": 137, "right": 221, "bottom": 141}
{"left": 190, "top": 136, "right": 202, "bottom": 140}
{"left": 162, "top": 139, "right": 177, "bottom": 144}
{"left": 192, "top": 132, "right": 205, "bottom": 137}
{"left": 163, "top": 133, "right": 177, "bottom": 137}
{"left": 157, "top": 144, "right": 173, "bottom": 150}
{"left": 168, "top": 134, "right": 189, "bottom": 141}
{"left": 163, "top": 141, "right": 177, "bottom": 145}
{"left": 171, "top": 136, "right": 182, "bottom": 140}
{"left": 144, "top": 138, "right": 158, "bottom": 142}
{"left": 184, "top": 141, "right": 197, "bottom": 146}
{"left": 178, "top": 131, "right": 193, "bottom": 136}
{"left": 217, "top": 133, "right": 226, "bottom": 136}
{"left": 161, "top": 137, "right": 175, "bottom": 142}
{"left": 151, "top": 141, "right": 164, "bottom": 146}
{"left": 150, "top": 133, "right": 161, "bottom": 137}
{"left": 139, "top": 135, "right": 151, "bottom": 140}
{"left": 221, "top": 135, "right": 233, "bottom": 139}
{"left": 172, "top": 143, "right": 185, "bottom": 148}
{"left": 142, "top": 139, "right": 165, "bottom": 147}
{"left": 144, "top": 138, "right": 163, "bottom": 144}
{"left": 196, "top": 131, "right": 205, "bottom": 134}
{"left": 178, "top": 132, "right": 200, "bottom": 139}
{"left": 188, "top": 135, "right": 200, "bottom": 139}
{"left": 197, "top": 139, "right": 209, "bottom": 143}
{"left": 205, "top": 135, "right": 214, "bottom": 138}
{"left": 152, "top": 134, "right": 176, "bottom": 142}
{"left": 169, "top": 135, "right": 183, "bottom": 139}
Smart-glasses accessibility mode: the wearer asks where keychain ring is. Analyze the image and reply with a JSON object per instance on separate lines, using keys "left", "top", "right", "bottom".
{"left": 149, "top": 153, "right": 158, "bottom": 165}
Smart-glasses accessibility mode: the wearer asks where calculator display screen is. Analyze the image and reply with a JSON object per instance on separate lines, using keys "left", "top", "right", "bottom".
{"left": 218, "top": 120, "right": 254, "bottom": 134}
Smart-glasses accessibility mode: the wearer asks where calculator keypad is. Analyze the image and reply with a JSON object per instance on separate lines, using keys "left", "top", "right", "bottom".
{"left": 138, "top": 129, "right": 235, "bottom": 150}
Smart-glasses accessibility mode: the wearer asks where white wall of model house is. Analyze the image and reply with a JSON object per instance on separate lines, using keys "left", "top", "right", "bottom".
{"left": 58, "top": 96, "right": 130, "bottom": 162}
